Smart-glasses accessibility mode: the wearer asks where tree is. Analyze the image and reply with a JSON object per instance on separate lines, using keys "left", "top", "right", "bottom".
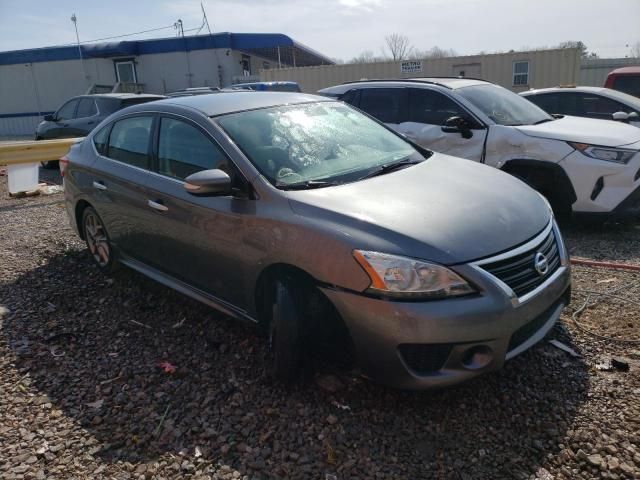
{"left": 556, "top": 40, "right": 597, "bottom": 58}
{"left": 410, "top": 46, "right": 458, "bottom": 59}
{"left": 349, "top": 50, "right": 382, "bottom": 64}
{"left": 384, "top": 34, "right": 413, "bottom": 61}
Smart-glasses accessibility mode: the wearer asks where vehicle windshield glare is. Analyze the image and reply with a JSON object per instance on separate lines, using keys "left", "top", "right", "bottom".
{"left": 458, "top": 84, "right": 553, "bottom": 126}
{"left": 216, "top": 102, "right": 424, "bottom": 187}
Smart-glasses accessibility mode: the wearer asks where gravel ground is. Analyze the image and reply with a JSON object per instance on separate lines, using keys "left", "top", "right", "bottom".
{"left": 0, "top": 170, "right": 638, "bottom": 480}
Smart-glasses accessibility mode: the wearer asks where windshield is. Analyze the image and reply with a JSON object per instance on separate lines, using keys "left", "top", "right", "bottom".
{"left": 458, "top": 84, "right": 553, "bottom": 126}
{"left": 216, "top": 102, "right": 424, "bottom": 187}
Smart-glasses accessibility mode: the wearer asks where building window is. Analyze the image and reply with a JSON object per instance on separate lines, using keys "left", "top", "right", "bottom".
{"left": 513, "top": 61, "right": 529, "bottom": 86}
{"left": 115, "top": 60, "right": 137, "bottom": 83}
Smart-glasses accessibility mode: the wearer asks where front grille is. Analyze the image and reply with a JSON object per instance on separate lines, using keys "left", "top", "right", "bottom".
{"left": 480, "top": 228, "right": 560, "bottom": 298}
{"left": 508, "top": 300, "right": 561, "bottom": 352}
{"left": 398, "top": 344, "right": 452, "bottom": 374}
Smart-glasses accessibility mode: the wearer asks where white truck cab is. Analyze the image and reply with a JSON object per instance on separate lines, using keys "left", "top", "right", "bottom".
{"left": 319, "top": 78, "right": 640, "bottom": 218}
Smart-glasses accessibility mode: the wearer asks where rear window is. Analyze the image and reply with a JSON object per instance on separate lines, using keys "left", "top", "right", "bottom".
{"left": 612, "top": 76, "right": 640, "bottom": 98}
{"left": 119, "top": 97, "right": 162, "bottom": 109}
{"left": 107, "top": 116, "right": 153, "bottom": 169}
{"left": 92, "top": 125, "right": 110, "bottom": 155}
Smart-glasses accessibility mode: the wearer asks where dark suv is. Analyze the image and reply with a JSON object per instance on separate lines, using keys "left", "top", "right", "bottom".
{"left": 37, "top": 93, "right": 164, "bottom": 167}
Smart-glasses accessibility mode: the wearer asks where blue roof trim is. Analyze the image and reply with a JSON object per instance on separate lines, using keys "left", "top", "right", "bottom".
{"left": 0, "top": 32, "right": 332, "bottom": 66}
{"left": 0, "top": 111, "right": 54, "bottom": 119}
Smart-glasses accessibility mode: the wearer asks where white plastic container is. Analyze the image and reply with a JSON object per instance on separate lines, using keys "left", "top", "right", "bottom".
{"left": 7, "top": 163, "right": 39, "bottom": 194}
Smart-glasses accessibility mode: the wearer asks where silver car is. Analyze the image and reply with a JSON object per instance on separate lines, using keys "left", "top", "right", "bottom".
{"left": 62, "top": 92, "right": 571, "bottom": 389}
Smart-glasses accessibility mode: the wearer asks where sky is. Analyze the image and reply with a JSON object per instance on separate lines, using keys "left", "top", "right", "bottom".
{"left": 0, "top": 0, "right": 638, "bottom": 61}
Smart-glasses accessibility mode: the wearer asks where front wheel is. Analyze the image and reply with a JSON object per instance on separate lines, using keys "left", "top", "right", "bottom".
{"left": 82, "top": 207, "right": 117, "bottom": 272}
{"left": 269, "top": 280, "right": 305, "bottom": 383}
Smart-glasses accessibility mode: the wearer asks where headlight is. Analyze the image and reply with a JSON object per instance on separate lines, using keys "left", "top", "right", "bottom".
{"left": 353, "top": 250, "right": 475, "bottom": 299}
{"left": 568, "top": 142, "right": 637, "bottom": 164}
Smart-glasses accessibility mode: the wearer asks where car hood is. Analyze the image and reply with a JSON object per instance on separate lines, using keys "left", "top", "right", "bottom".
{"left": 286, "top": 154, "right": 550, "bottom": 265}
{"left": 515, "top": 115, "right": 640, "bottom": 147}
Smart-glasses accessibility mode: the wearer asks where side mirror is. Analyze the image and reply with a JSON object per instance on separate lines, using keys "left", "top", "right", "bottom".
{"left": 441, "top": 116, "right": 473, "bottom": 139}
{"left": 184, "top": 169, "right": 231, "bottom": 196}
{"left": 43, "top": 114, "right": 55, "bottom": 121}
{"left": 612, "top": 111, "right": 629, "bottom": 122}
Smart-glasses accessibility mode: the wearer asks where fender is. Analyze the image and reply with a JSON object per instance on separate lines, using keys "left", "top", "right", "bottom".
{"left": 501, "top": 159, "right": 577, "bottom": 205}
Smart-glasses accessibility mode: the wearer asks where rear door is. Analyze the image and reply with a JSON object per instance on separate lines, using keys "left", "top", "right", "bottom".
{"left": 140, "top": 115, "right": 251, "bottom": 305}
{"left": 88, "top": 114, "right": 157, "bottom": 263}
{"left": 397, "top": 88, "right": 486, "bottom": 161}
{"left": 67, "top": 98, "right": 100, "bottom": 136}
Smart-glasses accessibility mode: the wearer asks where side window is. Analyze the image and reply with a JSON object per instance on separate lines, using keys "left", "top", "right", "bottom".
{"left": 158, "top": 117, "right": 229, "bottom": 180}
{"left": 527, "top": 93, "right": 560, "bottom": 114}
{"left": 359, "top": 88, "right": 405, "bottom": 123}
{"left": 408, "top": 89, "right": 466, "bottom": 125}
{"left": 557, "top": 93, "right": 582, "bottom": 116}
{"left": 107, "top": 116, "right": 153, "bottom": 169}
{"left": 92, "top": 124, "right": 110, "bottom": 155}
{"left": 56, "top": 99, "right": 79, "bottom": 121}
{"left": 580, "top": 94, "right": 626, "bottom": 117}
{"left": 76, "top": 98, "right": 97, "bottom": 118}
{"left": 341, "top": 89, "right": 360, "bottom": 107}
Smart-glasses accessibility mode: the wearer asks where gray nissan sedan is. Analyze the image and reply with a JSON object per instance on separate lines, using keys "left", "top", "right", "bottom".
{"left": 62, "top": 91, "right": 571, "bottom": 389}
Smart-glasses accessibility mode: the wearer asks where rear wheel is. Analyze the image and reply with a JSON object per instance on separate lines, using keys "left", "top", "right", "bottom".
{"left": 82, "top": 207, "right": 117, "bottom": 272}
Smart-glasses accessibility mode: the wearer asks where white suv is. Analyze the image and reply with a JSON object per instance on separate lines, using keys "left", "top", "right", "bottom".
{"left": 319, "top": 78, "right": 640, "bottom": 218}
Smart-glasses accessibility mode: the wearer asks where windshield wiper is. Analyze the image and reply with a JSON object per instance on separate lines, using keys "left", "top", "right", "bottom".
{"left": 533, "top": 118, "right": 555, "bottom": 125}
{"left": 277, "top": 179, "right": 339, "bottom": 190}
{"left": 358, "top": 158, "right": 423, "bottom": 180}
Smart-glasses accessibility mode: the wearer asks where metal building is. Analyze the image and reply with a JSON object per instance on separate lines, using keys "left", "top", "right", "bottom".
{"left": 0, "top": 32, "right": 334, "bottom": 136}
{"left": 261, "top": 48, "right": 582, "bottom": 93}
{"left": 579, "top": 57, "right": 640, "bottom": 87}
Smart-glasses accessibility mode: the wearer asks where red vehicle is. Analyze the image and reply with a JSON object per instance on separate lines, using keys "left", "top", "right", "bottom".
{"left": 605, "top": 66, "right": 640, "bottom": 98}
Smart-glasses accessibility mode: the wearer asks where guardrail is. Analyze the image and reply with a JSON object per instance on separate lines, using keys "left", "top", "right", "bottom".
{"left": 0, "top": 138, "right": 81, "bottom": 167}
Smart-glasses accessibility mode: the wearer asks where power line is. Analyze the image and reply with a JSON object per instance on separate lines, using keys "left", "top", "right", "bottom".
{"left": 74, "top": 24, "right": 177, "bottom": 45}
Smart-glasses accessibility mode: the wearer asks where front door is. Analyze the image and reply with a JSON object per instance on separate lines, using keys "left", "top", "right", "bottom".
{"left": 140, "top": 116, "right": 252, "bottom": 305}
{"left": 396, "top": 88, "right": 487, "bottom": 161}
{"left": 46, "top": 98, "right": 80, "bottom": 138}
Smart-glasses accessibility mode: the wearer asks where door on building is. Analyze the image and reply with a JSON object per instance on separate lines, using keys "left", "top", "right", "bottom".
{"left": 452, "top": 63, "right": 481, "bottom": 78}
{"left": 115, "top": 60, "right": 137, "bottom": 84}
{"left": 241, "top": 55, "right": 251, "bottom": 76}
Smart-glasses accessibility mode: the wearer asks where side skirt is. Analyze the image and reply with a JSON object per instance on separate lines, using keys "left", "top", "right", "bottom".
{"left": 119, "top": 256, "right": 258, "bottom": 324}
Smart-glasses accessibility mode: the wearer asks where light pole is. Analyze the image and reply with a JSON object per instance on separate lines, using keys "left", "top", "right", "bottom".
{"left": 71, "top": 13, "right": 88, "bottom": 88}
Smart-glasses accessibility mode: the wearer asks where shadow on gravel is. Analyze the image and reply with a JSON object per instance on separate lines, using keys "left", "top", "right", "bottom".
{"left": 1, "top": 249, "right": 589, "bottom": 479}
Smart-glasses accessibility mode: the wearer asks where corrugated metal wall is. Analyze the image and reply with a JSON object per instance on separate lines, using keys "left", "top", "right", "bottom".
{"left": 261, "top": 48, "right": 582, "bottom": 93}
{"left": 579, "top": 57, "right": 640, "bottom": 87}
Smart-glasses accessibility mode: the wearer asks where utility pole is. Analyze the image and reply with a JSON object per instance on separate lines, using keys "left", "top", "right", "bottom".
{"left": 175, "top": 19, "right": 193, "bottom": 88}
{"left": 71, "top": 14, "right": 88, "bottom": 88}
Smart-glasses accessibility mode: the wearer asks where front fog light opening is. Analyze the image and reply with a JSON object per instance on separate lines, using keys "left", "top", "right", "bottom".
{"left": 462, "top": 345, "right": 493, "bottom": 370}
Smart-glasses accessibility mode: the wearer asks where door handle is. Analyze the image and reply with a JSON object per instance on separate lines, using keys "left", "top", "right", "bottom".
{"left": 147, "top": 199, "right": 168, "bottom": 212}
{"left": 92, "top": 181, "right": 107, "bottom": 191}
{"left": 87, "top": 121, "right": 95, "bottom": 125}
{"left": 62, "top": 123, "right": 69, "bottom": 127}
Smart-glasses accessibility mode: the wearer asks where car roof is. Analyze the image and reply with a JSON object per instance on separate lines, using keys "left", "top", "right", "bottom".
{"left": 87, "top": 93, "right": 166, "bottom": 100}
{"left": 233, "top": 81, "right": 299, "bottom": 86}
{"left": 147, "top": 91, "right": 330, "bottom": 116}
{"left": 521, "top": 86, "right": 609, "bottom": 95}
{"left": 608, "top": 66, "right": 640, "bottom": 75}
{"left": 318, "top": 77, "right": 489, "bottom": 94}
